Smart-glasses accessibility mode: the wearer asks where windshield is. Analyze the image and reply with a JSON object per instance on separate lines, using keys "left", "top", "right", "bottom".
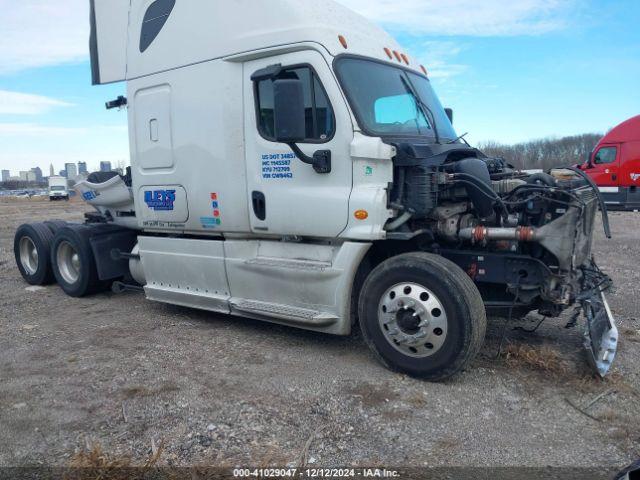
{"left": 334, "top": 57, "right": 457, "bottom": 141}
{"left": 50, "top": 186, "right": 66, "bottom": 191}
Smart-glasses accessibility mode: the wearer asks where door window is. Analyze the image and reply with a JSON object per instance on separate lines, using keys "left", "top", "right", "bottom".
{"left": 255, "top": 66, "right": 335, "bottom": 143}
{"left": 594, "top": 146, "right": 617, "bottom": 165}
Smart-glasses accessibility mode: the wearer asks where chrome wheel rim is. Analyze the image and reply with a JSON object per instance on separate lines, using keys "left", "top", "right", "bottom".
{"left": 57, "top": 241, "right": 81, "bottom": 284}
{"left": 378, "top": 282, "right": 448, "bottom": 358}
{"left": 19, "top": 237, "right": 39, "bottom": 275}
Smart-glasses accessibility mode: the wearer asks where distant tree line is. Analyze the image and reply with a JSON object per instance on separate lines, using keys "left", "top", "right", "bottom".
{"left": 477, "top": 133, "right": 603, "bottom": 171}
{"left": 0, "top": 180, "right": 48, "bottom": 190}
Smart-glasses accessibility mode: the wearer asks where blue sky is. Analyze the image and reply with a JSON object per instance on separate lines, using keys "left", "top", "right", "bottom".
{"left": 0, "top": 0, "right": 638, "bottom": 175}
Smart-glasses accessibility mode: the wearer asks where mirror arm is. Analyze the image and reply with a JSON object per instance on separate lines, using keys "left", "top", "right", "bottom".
{"left": 287, "top": 143, "right": 332, "bottom": 174}
{"left": 288, "top": 143, "right": 314, "bottom": 165}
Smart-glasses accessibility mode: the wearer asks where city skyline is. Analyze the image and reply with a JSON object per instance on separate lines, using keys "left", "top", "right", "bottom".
{"left": 0, "top": 159, "right": 129, "bottom": 178}
{"left": 0, "top": 159, "right": 125, "bottom": 182}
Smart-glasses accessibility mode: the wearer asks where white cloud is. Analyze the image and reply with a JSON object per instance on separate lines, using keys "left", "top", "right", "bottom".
{"left": 0, "top": 0, "right": 573, "bottom": 75}
{"left": 0, "top": 123, "right": 129, "bottom": 174}
{"left": 0, "top": 123, "right": 84, "bottom": 136}
{"left": 427, "top": 62, "right": 469, "bottom": 80}
{"left": 337, "top": 0, "right": 571, "bottom": 36}
{"left": 411, "top": 41, "right": 469, "bottom": 79}
{"left": 0, "top": 123, "right": 127, "bottom": 136}
{"left": 0, "top": 90, "right": 74, "bottom": 115}
{"left": 0, "top": 0, "right": 89, "bottom": 74}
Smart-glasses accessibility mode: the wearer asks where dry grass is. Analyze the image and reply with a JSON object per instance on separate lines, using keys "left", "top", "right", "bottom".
{"left": 597, "top": 408, "right": 620, "bottom": 422}
{"left": 502, "top": 343, "right": 569, "bottom": 374}
{"left": 65, "top": 439, "right": 165, "bottom": 480}
{"left": 621, "top": 327, "right": 640, "bottom": 343}
{"left": 64, "top": 440, "right": 295, "bottom": 479}
{"left": 0, "top": 196, "right": 86, "bottom": 204}
{"left": 120, "top": 383, "right": 180, "bottom": 399}
{"left": 432, "top": 437, "right": 461, "bottom": 452}
{"left": 602, "top": 371, "right": 640, "bottom": 398}
{"left": 0, "top": 196, "right": 49, "bottom": 204}
{"left": 405, "top": 391, "right": 428, "bottom": 408}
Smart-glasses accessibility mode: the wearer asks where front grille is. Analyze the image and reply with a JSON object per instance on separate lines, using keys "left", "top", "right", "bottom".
{"left": 573, "top": 185, "right": 599, "bottom": 267}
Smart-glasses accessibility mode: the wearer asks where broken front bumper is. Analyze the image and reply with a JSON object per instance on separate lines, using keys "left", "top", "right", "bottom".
{"left": 578, "top": 263, "right": 617, "bottom": 377}
{"left": 583, "top": 290, "right": 618, "bottom": 377}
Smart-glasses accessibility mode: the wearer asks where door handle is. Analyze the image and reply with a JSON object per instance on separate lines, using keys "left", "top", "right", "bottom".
{"left": 612, "top": 174, "right": 617, "bottom": 181}
{"left": 252, "top": 191, "right": 266, "bottom": 221}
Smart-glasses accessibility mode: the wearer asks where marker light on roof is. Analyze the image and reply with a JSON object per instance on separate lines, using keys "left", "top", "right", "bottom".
{"left": 338, "top": 35, "right": 348, "bottom": 49}
{"left": 384, "top": 47, "right": 393, "bottom": 59}
{"left": 401, "top": 53, "right": 410, "bottom": 65}
{"left": 420, "top": 65, "right": 428, "bottom": 76}
{"left": 393, "top": 50, "right": 402, "bottom": 62}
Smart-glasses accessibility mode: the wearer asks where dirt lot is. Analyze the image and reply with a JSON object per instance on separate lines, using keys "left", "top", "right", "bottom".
{"left": 1, "top": 198, "right": 639, "bottom": 472}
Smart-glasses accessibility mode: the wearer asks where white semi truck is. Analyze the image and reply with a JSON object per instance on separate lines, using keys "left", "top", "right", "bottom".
{"left": 48, "top": 176, "right": 69, "bottom": 201}
{"left": 13, "top": 0, "right": 617, "bottom": 380}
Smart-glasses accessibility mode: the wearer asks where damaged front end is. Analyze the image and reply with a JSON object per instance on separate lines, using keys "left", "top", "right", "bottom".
{"left": 578, "top": 261, "right": 617, "bottom": 376}
{"left": 386, "top": 142, "right": 617, "bottom": 375}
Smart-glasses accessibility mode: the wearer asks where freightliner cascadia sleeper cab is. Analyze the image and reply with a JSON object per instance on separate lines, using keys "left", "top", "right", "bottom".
{"left": 13, "top": 0, "right": 618, "bottom": 380}
{"left": 579, "top": 115, "right": 640, "bottom": 210}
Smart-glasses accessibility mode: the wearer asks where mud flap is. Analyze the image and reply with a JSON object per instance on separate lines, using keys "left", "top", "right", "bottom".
{"left": 582, "top": 290, "right": 618, "bottom": 377}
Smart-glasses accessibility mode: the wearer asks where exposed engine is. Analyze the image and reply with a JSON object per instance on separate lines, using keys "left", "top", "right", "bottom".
{"left": 387, "top": 142, "right": 616, "bottom": 375}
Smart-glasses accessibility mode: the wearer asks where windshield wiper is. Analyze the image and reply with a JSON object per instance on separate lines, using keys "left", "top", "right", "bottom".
{"left": 448, "top": 132, "right": 470, "bottom": 145}
{"left": 400, "top": 74, "right": 440, "bottom": 144}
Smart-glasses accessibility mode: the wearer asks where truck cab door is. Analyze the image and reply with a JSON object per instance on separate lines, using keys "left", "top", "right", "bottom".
{"left": 588, "top": 144, "right": 620, "bottom": 186}
{"left": 243, "top": 51, "right": 353, "bottom": 237}
{"left": 589, "top": 144, "right": 622, "bottom": 206}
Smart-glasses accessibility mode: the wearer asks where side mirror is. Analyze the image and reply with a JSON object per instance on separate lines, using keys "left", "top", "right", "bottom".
{"left": 586, "top": 150, "right": 594, "bottom": 168}
{"left": 271, "top": 77, "right": 331, "bottom": 174}
{"left": 444, "top": 108, "right": 454, "bottom": 124}
{"left": 273, "top": 78, "right": 306, "bottom": 143}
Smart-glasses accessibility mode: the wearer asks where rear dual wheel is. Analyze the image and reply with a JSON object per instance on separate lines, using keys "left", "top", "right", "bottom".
{"left": 14, "top": 221, "right": 69, "bottom": 286}
{"left": 44, "top": 220, "right": 68, "bottom": 234}
{"left": 14, "top": 223, "right": 56, "bottom": 285}
{"left": 14, "top": 221, "right": 107, "bottom": 297}
{"left": 359, "top": 253, "right": 487, "bottom": 381}
{"left": 51, "top": 225, "right": 105, "bottom": 297}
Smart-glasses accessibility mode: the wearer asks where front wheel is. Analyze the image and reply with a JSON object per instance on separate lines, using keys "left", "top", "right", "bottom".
{"left": 358, "top": 253, "right": 487, "bottom": 381}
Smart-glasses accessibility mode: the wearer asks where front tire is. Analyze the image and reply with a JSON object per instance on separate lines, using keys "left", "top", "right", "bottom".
{"left": 358, "top": 252, "right": 487, "bottom": 381}
{"left": 51, "top": 225, "right": 101, "bottom": 297}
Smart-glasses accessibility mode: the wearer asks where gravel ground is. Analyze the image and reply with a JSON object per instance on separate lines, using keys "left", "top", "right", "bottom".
{"left": 0, "top": 198, "right": 639, "bottom": 471}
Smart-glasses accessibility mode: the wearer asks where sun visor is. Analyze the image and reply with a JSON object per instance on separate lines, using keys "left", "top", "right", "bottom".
{"left": 90, "top": 0, "right": 130, "bottom": 85}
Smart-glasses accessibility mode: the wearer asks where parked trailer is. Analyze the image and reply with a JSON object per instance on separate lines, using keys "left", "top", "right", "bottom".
{"left": 14, "top": 0, "right": 617, "bottom": 380}
{"left": 578, "top": 115, "right": 640, "bottom": 210}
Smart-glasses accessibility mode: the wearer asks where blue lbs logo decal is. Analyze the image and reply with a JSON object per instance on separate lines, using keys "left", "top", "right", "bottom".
{"left": 82, "top": 190, "right": 99, "bottom": 201}
{"left": 144, "top": 190, "right": 176, "bottom": 211}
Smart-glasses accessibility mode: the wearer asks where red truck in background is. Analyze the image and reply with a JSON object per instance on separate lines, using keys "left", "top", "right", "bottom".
{"left": 579, "top": 115, "right": 640, "bottom": 210}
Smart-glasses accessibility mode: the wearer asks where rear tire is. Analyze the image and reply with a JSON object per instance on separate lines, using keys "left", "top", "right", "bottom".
{"left": 13, "top": 223, "right": 56, "bottom": 285}
{"left": 44, "top": 220, "right": 68, "bottom": 234}
{"left": 358, "top": 252, "right": 487, "bottom": 381}
{"left": 51, "top": 225, "right": 101, "bottom": 297}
